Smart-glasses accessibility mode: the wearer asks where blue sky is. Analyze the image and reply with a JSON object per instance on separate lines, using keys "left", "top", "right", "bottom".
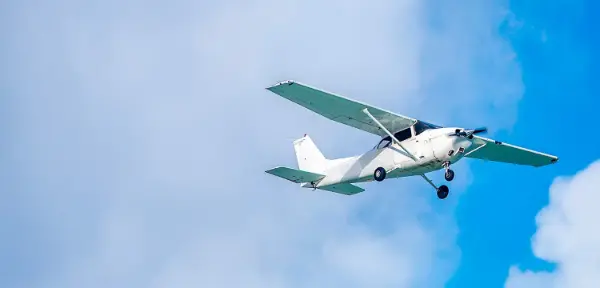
{"left": 450, "top": 0, "right": 597, "bottom": 286}
{"left": 1, "top": 0, "right": 599, "bottom": 287}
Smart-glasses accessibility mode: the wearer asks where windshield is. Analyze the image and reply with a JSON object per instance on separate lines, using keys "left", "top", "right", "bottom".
{"left": 413, "top": 121, "right": 441, "bottom": 135}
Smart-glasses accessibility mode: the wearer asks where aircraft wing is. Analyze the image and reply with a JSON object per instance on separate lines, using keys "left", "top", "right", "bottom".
{"left": 266, "top": 80, "right": 417, "bottom": 137}
{"left": 465, "top": 136, "right": 558, "bottom": 167}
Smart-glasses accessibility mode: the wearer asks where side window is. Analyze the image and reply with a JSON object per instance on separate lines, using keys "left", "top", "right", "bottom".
{"left": 393, "top": 128, "right": 412, "bottom": 142}
{"left": 376, "top": 137, "right": 392, "bottom": 149}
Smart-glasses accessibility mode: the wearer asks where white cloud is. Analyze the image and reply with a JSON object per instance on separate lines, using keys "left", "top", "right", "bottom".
{"left": 1, "top": 0, "right": 523, "bottom": 287}
{"left": 505, "top": 160, "right": 600, "bottom": 288}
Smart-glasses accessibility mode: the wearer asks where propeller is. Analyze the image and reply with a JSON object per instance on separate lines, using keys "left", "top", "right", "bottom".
{"left": 450, "top": 127, "right": 488, "bottom": 139}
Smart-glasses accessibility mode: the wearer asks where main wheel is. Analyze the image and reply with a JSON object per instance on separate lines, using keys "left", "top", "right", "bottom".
{"left": 445, "top": 169, "right": 455, "bottom": 181}
{"left": 374, "top": 167, "right": 386, "bottom": 182}
{"left": 437, "top": 185, "right": 449, "bottom": 199}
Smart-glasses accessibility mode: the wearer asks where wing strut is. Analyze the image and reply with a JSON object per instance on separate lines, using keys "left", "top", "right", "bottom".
{"left": 362, "top": 108, "right": 417, "bottom": 161}
{"left": 464, "top": 143, "right": 487, "bottom": 157}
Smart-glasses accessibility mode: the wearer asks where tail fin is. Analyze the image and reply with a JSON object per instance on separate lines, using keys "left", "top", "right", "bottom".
{"left": 293, "top": 135, "right": 328, "bottom": 174}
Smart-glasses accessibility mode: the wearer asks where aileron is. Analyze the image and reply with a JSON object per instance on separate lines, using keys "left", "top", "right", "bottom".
{"left": 466, "top": 136, "right": 558, "bottom": 167}
{"left": 266, "top": 80, "right": 417, "bottom": 137}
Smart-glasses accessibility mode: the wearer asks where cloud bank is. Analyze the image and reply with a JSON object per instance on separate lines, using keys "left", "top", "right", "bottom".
{"left": 506, "top": 160, "right": 600, "bottom": 288}
{"left": 1, "top": 1, "right": 522, "bottom": 287}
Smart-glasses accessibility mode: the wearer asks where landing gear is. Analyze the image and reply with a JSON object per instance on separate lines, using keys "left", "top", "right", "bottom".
{"left": 374, "top": 167, "right": 386, "bottom": 182}
{"left": 420, "top": 174, "right": 450, "bottom": 200}
{"left": 445, "top": 170, "right": 455, "bottom": 181}
{"left": 436, "top": 185, "right": 449, "bottom": 199}
{"left": 443, "top": 161, "right": 455, "bottom": 181}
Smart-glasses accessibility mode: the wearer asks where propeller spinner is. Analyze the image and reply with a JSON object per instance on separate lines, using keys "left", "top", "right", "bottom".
{"left": 450, "top": 127, "right": 488, "bottom": 139}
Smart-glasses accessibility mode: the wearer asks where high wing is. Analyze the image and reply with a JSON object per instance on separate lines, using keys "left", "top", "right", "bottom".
{"left": 266, "top": 80, "right": 417, "bottom": 137}
{"left": 465, "top": 136, "right": 559, "bottom": 167}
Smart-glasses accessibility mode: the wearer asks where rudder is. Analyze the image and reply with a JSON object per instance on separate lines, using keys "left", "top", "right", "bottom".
{"left": 293, "top": 135, "right": 327, "bottom": 174}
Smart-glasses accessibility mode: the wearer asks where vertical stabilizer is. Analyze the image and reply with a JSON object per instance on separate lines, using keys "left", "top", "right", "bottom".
{"left": 293, "top": 135, "right": 327, "bottom": 174}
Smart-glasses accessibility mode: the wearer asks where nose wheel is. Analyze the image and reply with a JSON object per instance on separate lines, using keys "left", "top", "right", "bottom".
{"left": 443, "top": 161, "right": 455, "bottom": 181}
{"left": 445, "top": 170, "right": 455, "bottom": 181}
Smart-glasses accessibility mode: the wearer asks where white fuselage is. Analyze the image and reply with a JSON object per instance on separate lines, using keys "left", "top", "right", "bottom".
{"left": 314, "top": 128, "right": 474, "bottom": 187}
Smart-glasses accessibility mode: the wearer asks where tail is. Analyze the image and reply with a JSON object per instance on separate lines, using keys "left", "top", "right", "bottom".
{"left": 293, "top": 134, "right": 328, "bottom": 174}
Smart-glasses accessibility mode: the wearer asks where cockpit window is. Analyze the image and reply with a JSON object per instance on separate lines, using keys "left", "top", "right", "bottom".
{"left": 393, "top": 127, "right": 412, "bottom": 142}
{"left": 374, "top": 127, "right": 414, "bottom": 150}
{"left": 414, "top": 121, "right": 440, "bottom": 136}
{"left": 376, "top": 137, "right": 392, "bottom": 149}
{"left": 374, "top": 124, "right": 434, "bottom": 149}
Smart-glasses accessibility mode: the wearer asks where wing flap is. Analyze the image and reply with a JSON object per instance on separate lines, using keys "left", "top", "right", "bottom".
{"left": 265, "top": 166, "right": 325, "bottom": 183}
{"left": 466, "top": 136, "right": 558, "bottom": 167}
{"left": 318, "top": 183, "right": 365, "bottom": 195}
{"left": 266, "top": 80, "right": 417, "bottom": 137}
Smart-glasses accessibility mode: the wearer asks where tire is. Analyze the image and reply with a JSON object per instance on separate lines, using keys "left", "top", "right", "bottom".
{"left": 374, "top": 167, "right": 386, "bottom": 182}
{"left": 445, "top": 169, "right": 455, "bottom": 181}
{"left": 437, "top": 185, "right": 449, "bottom": 199}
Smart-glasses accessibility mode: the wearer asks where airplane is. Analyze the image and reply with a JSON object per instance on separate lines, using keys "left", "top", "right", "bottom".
{"left": 264, "top": 80, "right": 558, "bottom": 199}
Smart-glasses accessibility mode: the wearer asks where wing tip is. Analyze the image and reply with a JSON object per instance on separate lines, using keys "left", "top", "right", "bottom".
{"left": 532, "top": 156, "right": 559, "bottom": 167}
{"left": 266, "top": 79, "right": 296, "bottom": 90}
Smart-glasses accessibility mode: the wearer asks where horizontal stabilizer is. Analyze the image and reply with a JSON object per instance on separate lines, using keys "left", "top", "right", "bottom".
{"left": 265, "top": 166, "right": 325, "bottom": 183}
{"left": 319, "top": 183, "right": 365, "bottom": 195}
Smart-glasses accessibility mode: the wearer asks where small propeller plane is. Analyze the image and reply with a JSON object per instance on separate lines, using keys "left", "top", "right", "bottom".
{"left": 264, "top": 80, "right": 558, "bottom": 199}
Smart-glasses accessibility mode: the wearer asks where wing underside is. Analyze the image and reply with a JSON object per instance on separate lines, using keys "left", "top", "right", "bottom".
{"left": 466, "top": 136, "right": 558, "bottom": 167}
{"left": 266, "top": 80, "right": 417, "bottom": 137}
